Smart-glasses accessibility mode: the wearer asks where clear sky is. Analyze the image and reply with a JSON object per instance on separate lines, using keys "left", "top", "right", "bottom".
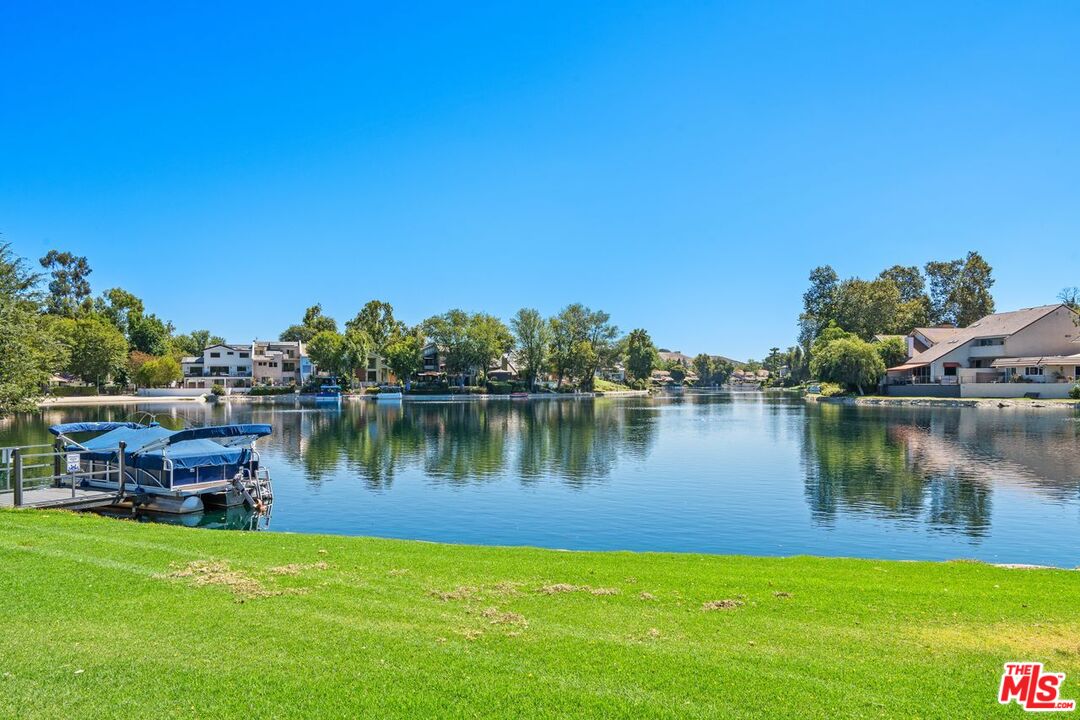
{"left": 2, "top": 2, "right": 1078, "bottom": 359}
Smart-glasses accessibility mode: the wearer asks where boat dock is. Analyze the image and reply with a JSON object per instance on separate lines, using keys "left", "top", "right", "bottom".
{"left": 0, "top": 443, "right": 126, "bottom": 511}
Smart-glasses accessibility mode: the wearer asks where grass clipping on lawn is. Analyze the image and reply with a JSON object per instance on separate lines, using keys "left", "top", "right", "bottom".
{"left": 0, "top": 509, "right": 1077, "bottom": 719}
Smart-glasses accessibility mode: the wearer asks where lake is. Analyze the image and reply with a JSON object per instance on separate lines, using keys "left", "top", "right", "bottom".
{"left": 4, "top": 394, "right": 1079, "bottom": 567}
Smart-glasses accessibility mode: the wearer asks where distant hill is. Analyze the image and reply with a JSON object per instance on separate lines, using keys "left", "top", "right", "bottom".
{"left": 658, "top": 349, "right": 746, "bottom": 369}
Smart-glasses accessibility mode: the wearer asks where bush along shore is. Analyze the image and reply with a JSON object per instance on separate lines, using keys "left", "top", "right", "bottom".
{"left": 807, "top": 393, "right": 1080, "bottom": 410}
{"left": 0, "top": 510, "right": 1078, "bottom": 719}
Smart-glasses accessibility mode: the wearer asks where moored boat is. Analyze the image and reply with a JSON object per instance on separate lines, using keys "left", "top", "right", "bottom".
{"left": 315, "top": 383, "right": 342, "bottom": 402}
{"left": 376, "top": 384, "right": 403, "bottom": 401}
{"left": 48, "top": 421, "right": 274, "bottom": 514}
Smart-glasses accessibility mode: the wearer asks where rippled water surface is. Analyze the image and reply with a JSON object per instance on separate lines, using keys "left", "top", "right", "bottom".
{"left": 4, "top": 394, "right": 1079, "bottom": 566}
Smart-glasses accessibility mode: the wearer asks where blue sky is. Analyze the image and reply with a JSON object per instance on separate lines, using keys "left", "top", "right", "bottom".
{"left": 2, "top": 2, "right": 1078, "bottom": 359}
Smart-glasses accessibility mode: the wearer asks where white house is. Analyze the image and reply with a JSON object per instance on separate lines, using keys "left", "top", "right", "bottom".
{"left": 885, "top": 304, "right": 1080, "bottom": 398}
{"left": 181, "top": 343, "right": 254, "bottom": 392}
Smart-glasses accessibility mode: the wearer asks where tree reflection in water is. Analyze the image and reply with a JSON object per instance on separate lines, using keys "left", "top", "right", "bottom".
{"left": 293, "top": 399, "right": 658, "bottom": 489}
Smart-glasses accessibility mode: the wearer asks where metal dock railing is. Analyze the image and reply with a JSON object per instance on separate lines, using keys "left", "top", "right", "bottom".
{"left": 0, "top": 441, "right": 128, "bottom": 510}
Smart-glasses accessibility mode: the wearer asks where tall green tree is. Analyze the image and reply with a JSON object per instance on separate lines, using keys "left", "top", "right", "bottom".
{"left": 625, "top": 329, "right": 659, "bottom": 382}
{"left": 0, "top": 244, "right": 63, "bottom": 412}
{"left": 306, "top": 330, "right": 347, "bottom": 379}
{"left": 511, "top": 308, "right": 551, "bottom": 388}
{"left": 692, "top": 353, "right": 715, "bottom": 385}
{"left": 798, "top": 265, "right": 839, "bottom": 347}
{"left": 39, "top": 250, "right": 92, "bottom": 316}
{"left": 94, "top": 288, "right": 144, "bottom": 336}
{"left": 128, "top": 312, "right": 173, "bottom": 355}
{"left": 383, "top": 326, "right": 425, "bottom": 387}
{"left": 470, "top": 313, "right": 514, "bottom": 383}
{"left": 346, "top": 300, "right": 403, "bottom": 355}
{"left": 925, "top": 251, "right": 995, "bottom": 326}
{"left": 280, "top": 304, "right": 337, "bottom": 343}
{"left": 62, "top": 315, "right": 129, "bottom": 388}
{"left": 422, "top": 310, "right": 475, "bottom": 383}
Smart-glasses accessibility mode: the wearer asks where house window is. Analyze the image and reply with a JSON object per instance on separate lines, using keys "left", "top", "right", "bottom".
{"left": 368, "top": 357, "right": 377, "bottom": 370}
{"left": 367, "top": 371, "right": 377, "bottom": 382}
{"left": 283, "top": 362, "right": 295, "bottom": 372}
{"left": 943, "top": 366, "right": 957, "bottom": 377}
{"left": 912, "top": 366, "right": 930, "bottom": 383}
{"left": 239, "top": 352, "right": 249, "bottom": 358}
{"left": 976, "top": 338, "right": 1004, "bottom": 346}
{"left": 1024, "top": 366, "right": 1043, "bottom": 376}
{"left": 210, "top": 352, "right": 220, "bottom": 358}
{"left": 226, "top": 351, "right": 234, "bottom": 355}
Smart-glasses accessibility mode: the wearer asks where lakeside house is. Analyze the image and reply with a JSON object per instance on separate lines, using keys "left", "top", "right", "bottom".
{"left": 181, "top": 341, "right": 314, "bottom": 392}
{"left": 884, "top": 303, "right": 1080, "bottom": 398}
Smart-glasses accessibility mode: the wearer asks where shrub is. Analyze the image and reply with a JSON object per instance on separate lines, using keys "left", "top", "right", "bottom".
{"left": 49, "top": 385, "right": 98, "bottom": 397}
{"left": 1070, "top": 384, "right": 1080, "bottom": 400}
{"left": 810, "top": 336, "right": 885, "bottom": 395}
{"left": 211, "top": 383, "right": 225, "bottom": 396}
{"left": 249, "top": 385, "right": 296, "bottom": 396}
{"left": 487, "top": 381, "right": 512, "bottom": 395}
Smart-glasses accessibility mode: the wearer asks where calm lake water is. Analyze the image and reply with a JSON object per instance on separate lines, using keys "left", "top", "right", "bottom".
{"left": 4, "top": 394, "right": 1079, "bottom": 566}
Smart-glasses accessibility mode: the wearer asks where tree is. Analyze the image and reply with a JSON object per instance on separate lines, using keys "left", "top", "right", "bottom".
{"left": 63, "top": 315, "right": 128, "bottom": 388}
{"left": 798, "top": 265, "right": 839, "bottom": 348}
{"left": 306, "top": 330, "right": 346, "bottom": 379}
{"left": 877, "top": 265, "right": 926, "bottom": 303}
{"left": 341, "top": 327, "right": 374, "bottom": 385}
{"left": 548, "top": 305, "right": 588, "bottom": 386}
{"left": 172, "top": 330, "right": 225, "bottom": 356}
{"left": 810, "top": 336, "right": 885, "bottom": 394}
{"left": 128, "top": 312, "right": 173, "bottom": 355}
{"left": 95, "top": 288, "right": 144, "bottom": 336}
{"left": 470, "top": 313, "right": 514, "bottom": 383}
{"left": 511, "top": 308, "right": 551, "bottom": 388}
{"left": 1058, "top": 287, "right": 1079, "bottom": 310}
{"left": 346, "top": 300, "right": 403, "bottom": 355}
{"left": 692, "top": 353, "right": 715, "bottom": 385}
{"left": 874, "top": 336, "right": 908, "bottom": 369}
{"left": 383, "top": 327, "right": 425, "bottom": 387}
{"left": 423, "top": 310, "right": 476, "bottom": 384}
{"left": 625, "top": 329, "right": 659, "bottom": 382}
{"left": 763, "top": 347, "right": 785, "bottom": 373}
{"left": 39, "top": 250, "right": 92, "bottom": 316}
{"left": 133, "top": 355, "right": 181, "bottom": 387}
{"left": 579, "top": 308, "right": 619, "bottom": 391}
{"left": 280, "top": 304, "right": 337, "bottom": 343}
{"left": 925, "top": 252, "right": 995, "bottom": 326}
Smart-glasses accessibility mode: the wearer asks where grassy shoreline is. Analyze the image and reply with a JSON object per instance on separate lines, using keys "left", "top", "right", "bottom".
{"left": 0, "top": 510, "right": 1077, "bottom": 718}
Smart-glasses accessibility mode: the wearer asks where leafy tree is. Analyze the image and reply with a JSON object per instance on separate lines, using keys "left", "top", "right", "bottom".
{"left": 470, "top": 313, "right": 514, "bottom": 383}
{"left": 63, "top": 315, "right": 128, "bottom": 388}
{"left": 280, "top": 304, "right": 337, "bottom": 343}
{"left": 383, "top": 326, "right": 425, "bottom": 387}
{"left": 810, "top": 336, "right": 885, "bottom": 395}
{"left": 798, "top": 265, "right": 839, "bottom": 348}
{"left": 39, "top": 250, "right": 92, "bottom": 316}
{"left": 877, "top": 265, "right": 926, "bottom": 303}
{"left": 346, "top": 300, "right": 403, "bottom": 355}
{"left": 172, "top": 330, "right": 225, "bottom": 356}
{"left": 925, "top": 251, "right": 995, "bottom": 326}
{"left": 874, "top": 336, "right": 908, "bottom": 369}
{"left": 692, "top": 353, "right": 715, "bottom": 384}
{"left": 830, "top": 278, "right": 905, "bottom": 340}
{"left": 423, "top": 309, "right": 476, "bottom": 383}
{"left": 306, "top": 330, "right": 346, "bottom": 379}
{"left": 625, "top": 329, "right": 659, "bottom": 381}
{"left": 511, "top": 308, "right": 551, "bottom": 388}
{"left": 0, "top": 245, "right": 65, "bottom": 412}
{"left": 133, "top": 355, "right": 181, "bottom": 387}
{"left": 341, "top": 327, "right": 374, "bottom": 385}
{"left": 94, "top": 288, "right": 144, "bottom": 336}
{"left": 128, "top": 312, "right": 173, "bottom": 355}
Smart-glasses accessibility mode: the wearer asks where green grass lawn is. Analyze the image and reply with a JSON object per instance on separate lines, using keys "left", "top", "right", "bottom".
{"left": 0, "top": 511, "right": 1077, "bottom": 719}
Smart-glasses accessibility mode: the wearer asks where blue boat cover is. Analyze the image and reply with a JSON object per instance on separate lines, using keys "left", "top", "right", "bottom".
{"left": 48, "top": 421, "right": 143, "bottom": 436}
{"left": 50, "top": 423, "right": 268, "bottom": 471}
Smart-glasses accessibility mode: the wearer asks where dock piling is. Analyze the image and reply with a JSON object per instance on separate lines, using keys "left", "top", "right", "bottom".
{"left": 12, "top": 448, "right": 22, "bottom": 507}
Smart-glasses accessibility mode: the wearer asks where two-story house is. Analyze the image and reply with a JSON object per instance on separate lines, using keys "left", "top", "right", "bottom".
{"left": 180, "top": 344, "right": 254, "bottom": 391}
{"left": 252, "top": 340, "right": 312, "bottom": 387}
{"left": 885, "top": 304, "right": 1080, "bottom": 397}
